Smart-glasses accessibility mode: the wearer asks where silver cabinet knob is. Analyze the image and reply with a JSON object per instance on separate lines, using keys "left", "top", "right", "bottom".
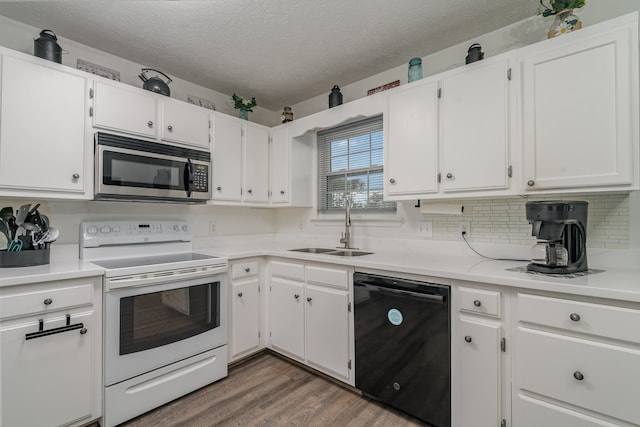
{"left": 464, "top": 336, "right": 472, "bottom": 343}
{"left": 216, "top": 186, "right": 222, "bottom": 191}
{"left": 72, "top": 173, "right": 80, "bottom": 180}
{"left": 280, "top": 190, "right": 285, "bottom": 195}
{"left": 573, "top": 371, "right": 584, "bottom": 381}
{"left": 473, "top": 300, "right": 482, "bottom": 307}
{"left": 245, "top": 267, "right": 251, "bottom": 273}
{"left": 237, "top": 292, "right": 243, "bottom": 298}
{"left": 294, "top": 294, "right": 300, "bottom": 300}
{"left": 527, "top": 180, "right": 535, "bottom": 187}
{"left": 569, "top": 313, "right": 581, "bottom": 322}
{"left": 43, "top": 298, "right": 53, "bottom": 305}
{"left": 80, "top": 328, "right": 88, "bottom": 335}
{"left": 248, "top": 189, "right": 253, "bottom": 194}
{"left": 446, "top": 173, "right": 453, "bottom": 179}
{"left": 306, "top": 297, "right": 312, "bottom": 302}
{"left": 389, "top": 178, "right": 396, "bottom": 184}
{"left": 167, "top": 125, "right": 173, "bottom": 132}
{"left": 147, "top": 121, "right": 154, "bottom": 128}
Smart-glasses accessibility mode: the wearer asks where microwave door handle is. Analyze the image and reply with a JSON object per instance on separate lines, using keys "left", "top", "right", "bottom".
{"left": 184, "top": 159, "right": 194, "bottom": 197}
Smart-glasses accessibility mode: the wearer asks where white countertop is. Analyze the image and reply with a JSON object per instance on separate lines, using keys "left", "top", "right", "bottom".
{"left": 3, "top": 238, "right": 640, "bottom": 303}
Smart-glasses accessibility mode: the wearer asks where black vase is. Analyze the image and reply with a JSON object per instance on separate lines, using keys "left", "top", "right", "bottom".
{"left": 329, "top": 85, "right": 343, "bottom": 108}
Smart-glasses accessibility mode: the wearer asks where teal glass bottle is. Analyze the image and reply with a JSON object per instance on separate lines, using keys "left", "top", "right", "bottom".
{"left": 408, "top": 57, "right": 423, "bottom": 83}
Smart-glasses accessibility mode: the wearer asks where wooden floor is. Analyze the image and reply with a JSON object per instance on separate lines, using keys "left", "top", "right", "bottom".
{"left": 118, "top": 352, "right": 427, "bottom": 427}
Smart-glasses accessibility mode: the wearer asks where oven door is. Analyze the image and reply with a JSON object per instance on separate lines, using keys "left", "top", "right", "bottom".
{"left": 104, "top": 269, "right": 227, "bottom": 386}
{"left": 95, "top": 140, "right": 210, "bottom": 202}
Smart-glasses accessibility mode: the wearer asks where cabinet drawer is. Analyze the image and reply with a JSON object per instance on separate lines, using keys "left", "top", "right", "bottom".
{"left": 0, "top": 281, "right": 94, "bottom": 320}
{"left": 459, "top": 287, "right": 501, "bottom": 317}
{"left": 516, "top": 328, "right": 640, "bottom": 425}
{"left": 517, "top": 293, "right": 640, "bottom": 344}
{"left": 231, "top": 261, "right": 259, "bottom": 280}
{"left": 270, "top": 261, "right": 304, "bottom": 281}
{"left": 306, "top": 265, "right": 349, "bottom": 290}
{"left": 515, "top": 393, "right": 622, "bottom": 427}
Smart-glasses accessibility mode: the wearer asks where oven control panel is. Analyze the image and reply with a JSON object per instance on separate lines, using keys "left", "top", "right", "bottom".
{"left": 81, "top": 220, "right": 192, "bottom": 248}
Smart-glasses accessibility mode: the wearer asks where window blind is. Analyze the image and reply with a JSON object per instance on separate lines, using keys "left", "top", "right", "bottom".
{"left": 317, "top": 115, "right": 395, "bottom": 213}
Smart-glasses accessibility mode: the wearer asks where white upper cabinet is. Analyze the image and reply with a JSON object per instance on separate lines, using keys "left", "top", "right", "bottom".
{"left": 270, "top": 126, "right": 290, "bottom": 204}
{"left": 93, "top": 81, "right": 157, "bottom": 139}
{"left": 0, "top": 53, "right": 90, "bottom": 198}
{"left": 519, "top": 14, "right": 638, "bottom": 192}
{"left": 161, "top": 98, "right": 211, "bottom": 149}
{"left": 243, "top": 123, "right": 270, "bottom": 203}
{"left": 440, "top": 56, "right": 510, "bottom": 193}
{"left": 385, "top": 78, "right": 439, "bottom": 199}
{"left": 93, "top": 80, "right": 211, "bottom": 149}
{"left": 211, "top": 112, "right": 243, "bottom": 201}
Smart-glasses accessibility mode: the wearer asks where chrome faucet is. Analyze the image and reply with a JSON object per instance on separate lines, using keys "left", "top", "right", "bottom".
{"left": 339, "top": 199, "right": 357, "bottom": 249}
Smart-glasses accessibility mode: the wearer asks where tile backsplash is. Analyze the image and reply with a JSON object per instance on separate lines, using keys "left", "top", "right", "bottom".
{"left": 422, "top": 193, "right": 630, "bottom": 249}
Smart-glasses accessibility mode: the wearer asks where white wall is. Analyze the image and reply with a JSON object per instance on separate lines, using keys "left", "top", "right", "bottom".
{"left": 0, "top": 15, "right": 277, "bottom": 127}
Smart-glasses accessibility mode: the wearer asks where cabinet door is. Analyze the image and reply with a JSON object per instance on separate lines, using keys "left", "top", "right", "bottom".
{"left": 520, "top": 25, "right": 636, "bottom": 190}
{"left": 459, "top": 318, "right": 502, "bottom": 427}
{"left": 440, "top": 58, "right": 509, "bottom": 192}
{"left": 243, "top": 123, "right": 269, "bottom": 203}
{"left": 385, "top": 79, "right": 439, "bottom": 199}
{"left": 269, "top": 278, "right": 304, "bottom": 359}
{"left": 1, "top": 310, "right": 95, "bottom": 427}
{"left": 212, "top": 113, "right": 242, "bottom": 201}
{"left": 93, "top": 81, "right": 157, "bottom": 139}
{"left": 305, "top": 285, "right": 350, "bottom": 380}
{"left": 0, "top": 56, "right": 86, "bottom": 194}
{"left": 270, "top": 126, "right": 289, "bottom": 203}
{"left": 161, "top": 99, "right": 211, "bottom": 149}
{"left": 231, "top": 279, "right": 260, "bottom": 358}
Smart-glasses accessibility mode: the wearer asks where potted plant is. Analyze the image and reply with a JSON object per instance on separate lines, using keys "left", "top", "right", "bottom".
{"left": 538, "top": 0, "right": 586, "bottom": 38}
{"left": 232, "top": 93, "right": 257, "bottom": 120}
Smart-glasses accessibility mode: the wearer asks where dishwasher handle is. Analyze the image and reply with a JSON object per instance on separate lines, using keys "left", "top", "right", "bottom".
{"left": 356, "top": 281, "right": 446, "bottom": 303}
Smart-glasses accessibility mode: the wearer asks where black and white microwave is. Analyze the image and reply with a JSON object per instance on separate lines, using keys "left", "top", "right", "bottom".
{"left": 94, "top": 132, "right": 211, "bottom": 203}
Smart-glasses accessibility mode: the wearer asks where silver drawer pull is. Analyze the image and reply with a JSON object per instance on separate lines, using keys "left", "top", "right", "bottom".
{"left": 237, "top": 292, "right": 243, "bottom": 298}
{"left": 473, "top": 300, "right": 482, "bottom": 307}
{"left": 573, "top": 371, "right": 584, "bottom": 381}
{"left": 464, "top": 336, "right": 472, "bottom": 343}
{"left": 43, "top": 298, "right": 53, "bottom": 305}
{"left": 80, "top": 328, "right": 88, "bottom": 335}
{"left": 306, "top": 297, "right": 312, "bottom": 302}
{"left": 294, "top": 294, "right": 300, "bottom": 300}
{"left": 147, "top": 121, "right": 153, "bottom": 128}
{"left": 569, "top": 313, "right": 581, "bottom": 322}
{"left": 245, "top": 267, "right": 251, "bottom": 273}
{"left": 167, "top": 125, "right": 173, "bottom": 132}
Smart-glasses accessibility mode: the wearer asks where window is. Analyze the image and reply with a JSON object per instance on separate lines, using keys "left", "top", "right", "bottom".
{"left": 317, "top": 115, "right": 395, "bottom": 213}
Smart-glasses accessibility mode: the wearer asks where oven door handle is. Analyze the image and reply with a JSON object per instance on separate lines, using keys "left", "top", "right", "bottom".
{"left": 106, "top": 265, "right": 227, "bottom": 291}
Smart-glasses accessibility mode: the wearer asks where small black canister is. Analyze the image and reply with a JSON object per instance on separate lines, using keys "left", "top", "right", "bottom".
{"left": 34, "top": 30, "right": 62, "bottom": 64}
{"left": 465, "top": 43, "right": 484, "bottom": 64}
{"left": 329, "top": 85, "right": 343, "bottom": 108}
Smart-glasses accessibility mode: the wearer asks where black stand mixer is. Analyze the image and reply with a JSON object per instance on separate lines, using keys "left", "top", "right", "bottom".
{"left": 525, "top": 201, "right": 588, "bottom": 274}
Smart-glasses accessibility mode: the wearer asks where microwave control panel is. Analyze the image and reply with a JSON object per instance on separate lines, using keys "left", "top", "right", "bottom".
{"left": 193, "top": 164, "right": 208, "bottom": 192}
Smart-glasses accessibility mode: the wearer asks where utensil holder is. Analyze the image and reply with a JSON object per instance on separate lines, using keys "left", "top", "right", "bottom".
{"left": 0, "top": 247, "right": 50, "bottom": 268}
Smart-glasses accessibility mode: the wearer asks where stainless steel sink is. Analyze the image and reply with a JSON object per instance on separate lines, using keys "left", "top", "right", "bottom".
{"left": 326, "top": 250, "right": 374, "bottom": 257}
{"left": 288, "top": 248, "right": 373, "bottom": 257}
{"left": 289, "top": 248, "right": 336, "bottom": 254}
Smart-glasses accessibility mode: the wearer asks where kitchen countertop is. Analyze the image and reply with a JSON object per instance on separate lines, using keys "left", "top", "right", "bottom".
{"left": 3, "top": 239, "right": 640, "bottom": 303}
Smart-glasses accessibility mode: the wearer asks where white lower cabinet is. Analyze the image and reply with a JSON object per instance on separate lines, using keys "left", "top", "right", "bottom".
{"left": 268, "top": 260, "right": 354, "bottom": 385}
{"left": 229, "top": 259, "right": 262, "bottom": 361}
{"left": 0, "top": 276, "right": 102, "bottom": 427}
{"left": 513, "top": 292, "right": 640, "bottom": 426}
{"left": 453, "top": 284, "right": 509, "bottom": 427}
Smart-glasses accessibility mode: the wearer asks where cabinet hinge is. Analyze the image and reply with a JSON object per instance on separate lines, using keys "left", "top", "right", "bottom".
{"left": 501, "top": 419, "right": 507, "bottom": 427}
{"left": 270, "top": 331, "right": 272, "bottom": 337}
{"left": 507, "top": 165, "right": 512, "bottom": 178}
{"left": 241, "top": 128, "right": 244, "bottom": 137}
{"left": 89, "top": 88, "right": 94, "bottom": 99}
{"left": 348, "top": 302, "right": 352, "bottom": 312}
{"left": 258, "top": 331, "right": 261, "bottom": 338}
{"left": 501, "top": 337, "right": 506, "bottom": 353}
{"left": 209, "top": 134, "right": 211, "bottom": 143}
{"left": 209, "top": 119, "right": 211, "bottom": 129}
{"left": 437, "top": 88, "right": 442, "bottom": 98}
{"left": 348, "top": 359, "right": 352, "bottom": 370}
{"left": 437, "top": 172, "right": 442, "bottom": 183}
{"left": 89, "top": 106, "right": 93, "bottom": 117}
{"left": 507, "top": 68, "right": 512, "bottom": 81}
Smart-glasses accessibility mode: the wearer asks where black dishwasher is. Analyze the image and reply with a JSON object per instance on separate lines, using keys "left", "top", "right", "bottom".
{"left": 354, "top": 272, "right": 450, "bottom": 427}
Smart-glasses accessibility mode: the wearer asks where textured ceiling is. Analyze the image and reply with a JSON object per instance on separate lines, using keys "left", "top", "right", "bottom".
{"left": 0, "top": 1, "right": 539, "bottom": 110}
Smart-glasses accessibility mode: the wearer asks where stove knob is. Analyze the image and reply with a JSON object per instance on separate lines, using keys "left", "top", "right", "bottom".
{"left": 182, "top": 225, "right": 190, "bottom": 232}
{"left": 112, "top": 226, "right": 121, "bottom": 233}
{"left": 173, "top": 225, "right": 181, "bottom": 231}
{"left": 87, "top": 226, "right": 98, "bottom": 235}
{"left": 100, "top": 225, "right": 111, "bottom": 234}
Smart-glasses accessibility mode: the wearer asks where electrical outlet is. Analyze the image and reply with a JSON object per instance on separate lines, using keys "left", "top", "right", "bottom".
{"left": 209, "top": 221, "right": 217, "bottom": 235}
{"left": 458, "top": 221, "right": 470, "bottom": 237}
{"left": 416, "top": 221, "right": 433, "bottom": 238}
